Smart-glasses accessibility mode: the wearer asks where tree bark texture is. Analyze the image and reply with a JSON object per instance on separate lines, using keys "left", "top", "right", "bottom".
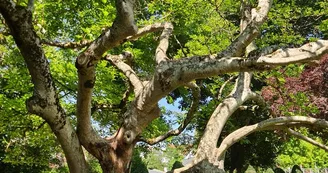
{"left": 2, "top": 0, "right": 328, "bottom": 173}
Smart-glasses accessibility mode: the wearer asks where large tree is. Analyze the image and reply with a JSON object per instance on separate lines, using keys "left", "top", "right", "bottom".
{"left": 1, "top": 0, "right": 328, "bottom": 173}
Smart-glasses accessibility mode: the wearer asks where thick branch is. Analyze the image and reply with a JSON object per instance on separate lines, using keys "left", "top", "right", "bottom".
{"left": 286, "top": 128, "right": 328, "bottom": 152}
{"left": 139, "top": 82, "right": 200, "bottom": 145}
{"left": 155, "top": 22, "right": 173, "bottom": 64}
{"left": 192, "top": 72, "right": 255, "bottom": 166}
{"left": 139, "top": 0, "right": 273, "bottom": 115}
{"left": 105, "top": 52, "right": 143, "bottom": 93}
{"left": 154, "top": 40, "right": 328, "bottom": 89}
{"left": 75, "top": 0, "right": 137, "bottom": 154}
{"left": 215, "top": 116, "right": 328, "bottom": 162}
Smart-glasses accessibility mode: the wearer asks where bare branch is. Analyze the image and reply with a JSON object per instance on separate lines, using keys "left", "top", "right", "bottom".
{"left": 41, "top": 39, "right": 92, "bottom": 49}
{"left": 139, "top": 82, "right": 200, "bottom": 145}
{"left": 155, "top": 22, "right": 173, "bottom": 64}
{"left": 286, "top": 128, "right": 328, "bottom": 152}
{"left": 105, "top": 52, "right": 143, "bottom": 93}
{"left": 214, "top": 116, "right": 328, "bottom": 163}
{"left": 126, "top": 22, "right": 172, "bottom": 41}
{"left": 256, "top": 40, "right": 328, "bottom": 65}
{"left": 154, "top": 40, "right": 328, "bottom": 88}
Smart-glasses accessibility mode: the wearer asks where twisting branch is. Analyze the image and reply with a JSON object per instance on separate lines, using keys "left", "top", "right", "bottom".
{"left": 285, "top": 128, "right": 328, "bottom": 152}
{"left": 105, "top": 52, "right": 143, "bottom": 94}
{"left": 214, "top": 116, "right": 328, "bottom": 164}
{"left": 139, "top": 82, "right": 200, "bottom": 145}
{"left": 155, "top": 22, "right": 173, "bottom": 64}
{"left": 41, "top": 39, "right": 92, "bottom": 49}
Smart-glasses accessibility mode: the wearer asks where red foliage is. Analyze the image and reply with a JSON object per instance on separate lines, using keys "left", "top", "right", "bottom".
{"left": 262, "top": 54, "right": 328, "bottom": 120}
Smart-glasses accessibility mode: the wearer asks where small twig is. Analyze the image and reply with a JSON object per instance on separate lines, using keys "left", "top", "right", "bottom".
{"left": 173, "top": 34, "right": 187, "bottom": 57}
{"left": 218, "top": 75, "right": 237, "bottom": 99}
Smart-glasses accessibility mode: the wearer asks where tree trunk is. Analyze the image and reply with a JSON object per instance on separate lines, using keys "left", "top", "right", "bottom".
{"left": 96, "top": 128, "right": 135, "bottom": 173}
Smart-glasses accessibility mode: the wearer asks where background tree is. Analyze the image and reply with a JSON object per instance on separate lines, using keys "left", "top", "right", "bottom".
{"left": 1, "top": 0, "right": 328, "bottom": 173}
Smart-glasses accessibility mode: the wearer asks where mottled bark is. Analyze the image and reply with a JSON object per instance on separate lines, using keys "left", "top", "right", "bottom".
{"left": 0, "top": 1, "right": 88, "bottom": 172}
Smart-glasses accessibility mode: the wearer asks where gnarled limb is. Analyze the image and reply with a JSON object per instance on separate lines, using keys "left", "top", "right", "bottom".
{"left": 154, "top": 40, "right": 328, "bottom": 88}
{"left": 192, "top": 72, "right": 255, "bottom": 165}
{"left": 141, "top": 42, "right": 328, "bottom": 116}
{"left": 138, "top": 82, "right": 200, "bottom": 145}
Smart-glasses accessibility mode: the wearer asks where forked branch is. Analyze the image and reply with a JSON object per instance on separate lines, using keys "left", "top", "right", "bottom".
{"left": 139, "top": 82, "right": 200, "bottom": 145}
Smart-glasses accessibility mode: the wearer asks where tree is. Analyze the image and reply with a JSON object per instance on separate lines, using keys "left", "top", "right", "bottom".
{"left": 1, "top": 0, "right": 328, "bottom": 173}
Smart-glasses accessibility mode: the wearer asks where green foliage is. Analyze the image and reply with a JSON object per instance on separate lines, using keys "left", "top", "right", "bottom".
{"left": 277, "top": 135, "right": 328, "bottom": 168}
{"left": 0, "top": 37, "right": 61, "bottom": 171}
{"left": 131, "top": 148, "right": 149, "bottom": 173}
{"left": 143, "top": 145, "right": 184, "bottom": 171}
